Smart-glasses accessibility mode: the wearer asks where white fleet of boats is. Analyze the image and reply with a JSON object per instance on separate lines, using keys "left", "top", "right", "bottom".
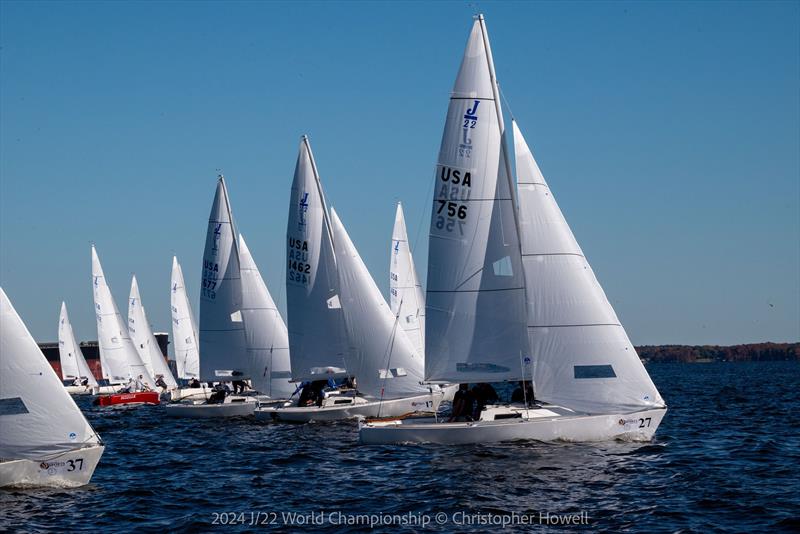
{"left": 0, "top": 15, "right": 665, "bottom": 488}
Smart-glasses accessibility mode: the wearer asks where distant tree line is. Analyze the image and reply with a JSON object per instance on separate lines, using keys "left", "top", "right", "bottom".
{"left": 635, "top": 343, "right": 799, "bottom": 363}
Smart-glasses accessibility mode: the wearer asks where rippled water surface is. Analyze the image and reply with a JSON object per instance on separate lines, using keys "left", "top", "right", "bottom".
{"left": 2, "top": 361, "right": 799, "bottom": 532}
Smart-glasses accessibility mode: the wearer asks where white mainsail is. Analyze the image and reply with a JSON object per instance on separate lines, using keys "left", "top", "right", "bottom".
{"left": 199, "top": 176, "right": 249, "bottom": 381}
{"left": 171, "top": 256, "right": 200, "bottom": 379}
{"left": 389, "top": 203, "right": 426, "bottom": 359}
{"left": 513, "top": 121, "right": 664, "bottom": 413}
{"left": 425, "top": 15, "right": 529, "bottom": 383}
{"left": 128, "top": 276, "right": 178, "bottom": 388}
{"left": 239, "top": 234, "right": 294, "bottom": 399}
{"left": 58, "top": 302, "right": 98, "bottom": 387}
{"left": 285, "top": 136, "right": 349, "bottom": 381}
{"left": 1, "top": 287, "right": 101, "bottom": 460}
{"left": 92, "top": 246, "right": 156, "bottom": 388}
{"left": 331, "top": 208, "right": 427, "bottom": 400}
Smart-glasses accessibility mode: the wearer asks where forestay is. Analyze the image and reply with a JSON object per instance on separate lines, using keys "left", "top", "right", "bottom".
{"left": 425, "top": 16, "right": 529, "bottom": 383}
{"left": 128, "top": 276, "right": 177, "bottom": 388}
{"left": 389, "top": 203, "right": 426, "bottom": 359}
{"left": 285, "top": 136, "right": 349, "bottom": 381}
{"left": 331, "top": 209, "right": 427, "bottom": 400}
{"left": 513, "top": 120, "right": 665, "bottom": 413}
{"left": 58, "top": 302, "right": 98, "bottom": 387}
{"left": 92, "top": 246, "right": 156, "bottom": 388}
{"left": 171, "top": 256, "right": 200, "bottom": 379}
{"left": 1, "top": 288, "right": 101, "bottom": 460}
{"left": 239, "top": 234, "right": 294, "bottom": 399}
{"left": 199, "top": 176, "right": 249, "bottom": 381}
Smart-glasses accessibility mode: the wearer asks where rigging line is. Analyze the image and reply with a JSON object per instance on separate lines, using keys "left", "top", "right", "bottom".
{"left": 411, "top": 169, "right": 435, "bottom": 257}
{"left": 377, "top": 296, "right": 404, "bottom": 418}
{"left": 498, "top": 83, "right": 515, "bottom": 121}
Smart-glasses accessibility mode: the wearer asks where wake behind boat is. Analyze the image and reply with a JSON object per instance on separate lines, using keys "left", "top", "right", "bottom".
{"left": 359, "top": 15, "right": 666, "bottom": 445}
{"left": 1, "top": 288, "right": 104, "bottom": 488}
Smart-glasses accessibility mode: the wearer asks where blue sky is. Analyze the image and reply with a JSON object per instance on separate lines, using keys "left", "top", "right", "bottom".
{"left": 1, "top": 1, "right": 798, "bottom": 348}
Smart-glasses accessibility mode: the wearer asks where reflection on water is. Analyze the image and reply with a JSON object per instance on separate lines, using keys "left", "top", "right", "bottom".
{"left": 2, "top": 361, "right": 798, "bottom": 532}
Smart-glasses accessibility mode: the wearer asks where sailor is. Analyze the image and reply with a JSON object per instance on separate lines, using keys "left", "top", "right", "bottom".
{"left": 71, "top": 377, "right": 82, "bottom": 387}
{"left": 120, "top": 376, "right": 137, "bottom": 393}
{"left": 232, "top": 379, "right": 247, "bottom": 395}
{"left": 81, "top": 377, "right": 89, "bottom": 387}
{"left": 135, "top": 374, "right": 150, "bottom": 392}
{"left": 155, "top": 375, "right": 168, "bottom": 391}
{"left": 511, "top": 381, "right": 535, "bottom": 405}
{"left": 448, "top": 383, "right": 474, "bottom": 422}
{"left": 187, "top": 377, "right": 201, "bottom": 388}
{"left": 471, "top": 383, "right": 499, "bottom": 419}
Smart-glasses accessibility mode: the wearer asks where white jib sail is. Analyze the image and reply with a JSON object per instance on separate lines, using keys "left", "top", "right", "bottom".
{"left": 171, "top": 256, "right": 200, "bottom": 379}
{"left": 239, "top": 234, "right": 294, "bottom": 399}
{"left": 513, "top": 120, "right": 665, "bottom": 413}
{"left": 91, "top": 246, "right": 156, "bottom": 388}
{"left": 285, "top": 136, "right": 349, "bottom": 381}
{"left": 331, "top": 209, "right": 427, "bottom": 400}
{"left": 1, "top": 287, "right": 101, "bottom": 460}
{"left": 390, "top": 202, "right": 426, "bottom": 359}
{"left": 58, "top": 302, "right": 98, "bottom": 387}
{"left": 128, "top": 276, "right": 178, "bottom": 388}
{"left": 425, "top": 15, "right": 529, "bottom": 384}
{"left": 199, "top": 176, "right": 250, "bottom": 381}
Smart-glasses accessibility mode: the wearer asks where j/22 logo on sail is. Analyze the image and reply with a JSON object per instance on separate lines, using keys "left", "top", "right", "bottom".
{"left": 460, "top": 100, "right": 480, "bottom": 157}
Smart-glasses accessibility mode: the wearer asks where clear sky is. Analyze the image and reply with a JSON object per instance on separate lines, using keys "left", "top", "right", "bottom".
{"left": 1, "top": 1, "right": 798, "bottom": 349}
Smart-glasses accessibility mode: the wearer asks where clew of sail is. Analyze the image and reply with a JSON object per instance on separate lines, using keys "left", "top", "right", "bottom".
{"left": 513, "top": 120, "right": 665, "bottom": 413}
{"left": 425, "top": 16, "right": 529, "bottom": 384}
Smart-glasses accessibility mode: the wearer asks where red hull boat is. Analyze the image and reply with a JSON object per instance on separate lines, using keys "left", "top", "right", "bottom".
{"left": 94, "top": 391, "right": 160, "bottom": 407}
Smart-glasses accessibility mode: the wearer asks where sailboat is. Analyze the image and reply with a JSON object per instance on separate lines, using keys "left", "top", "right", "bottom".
{"left": 59, "top": 302, "right": 100, "bottom": 395}
{"left": 1, "top": 288, "right": 104, "bottom": 488}
{"left": 169, "top": 256, "right": 208, "bottom": 401}
{"left": 238, "top": 234, "right": 294, "bottom": 401}
{"left": 359, "top": 15, "right": 666, "bottom": 444}
{"left": 258, "top": 136, "right": 352, "bottom": 422}
{"left": 165, "top": 176, "right": 258, "bottom": 417}
{"left": 128, "top": 275, "right": 178, "bottom": 396}
{"left": 262, "top": 137, "right": 443, "bottom": 423}
{"left": 91, "top": 246, "right": 160, "bottom": 407}
{"left": 389, "top": 203, "right": 426, "bottom": 359}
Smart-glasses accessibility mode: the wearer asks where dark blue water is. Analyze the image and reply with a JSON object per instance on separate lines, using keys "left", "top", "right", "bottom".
{"left": 2, "top": 361, "right": 799, "bottom": 533}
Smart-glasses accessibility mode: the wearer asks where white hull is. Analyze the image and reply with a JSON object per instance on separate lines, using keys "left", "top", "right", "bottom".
{"left": 359, "top": 405, "right": 667, "bottom": 445}
{"left": 0, "top": 444, "right": 104, "bottom": 488}
{"left": 170, "top": 387, "right": 212, "bottom": 401}
{"left": 64, "top": 384, "right": 119, "bottom": 395}
{"left": 64, "top": 385, "right": 94, "bottom": 395}
{"left": 256, "top": 391, "right": 443, "bottom": 423}
{"left": 164, "top": 396, "right": 257, "bottom": 418}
